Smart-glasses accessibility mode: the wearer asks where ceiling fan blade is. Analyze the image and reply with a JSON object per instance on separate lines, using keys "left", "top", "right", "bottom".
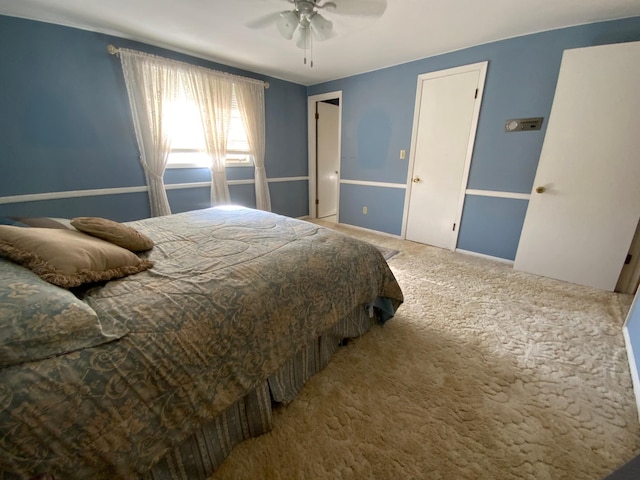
{"left": 246, "top": 11, "right": 284, "bottom": 29}
{"left": 324, "top": 0, "right": 387, "bottom": 17}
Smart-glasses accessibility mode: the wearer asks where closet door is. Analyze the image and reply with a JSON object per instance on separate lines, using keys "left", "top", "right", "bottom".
{"left": 403, "top": 62, "right": 487, "bottom": 250}
{"left": 514, "top": 41, "right": 640, "bottom": 291}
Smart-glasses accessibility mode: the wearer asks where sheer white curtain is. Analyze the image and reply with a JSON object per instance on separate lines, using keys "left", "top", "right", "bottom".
{"left": 235, "top": 81, "right": 271, "bottom": 211}
{"left": 119, "top": 49, "right": 178, "bottom": 217}
{"left": 182, "top": 68, "right": 232, "bottom": 205}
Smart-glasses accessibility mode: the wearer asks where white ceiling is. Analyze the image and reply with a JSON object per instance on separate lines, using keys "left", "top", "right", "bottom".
{"left": 2, "top": 0, "right": 640, "bottom": 86}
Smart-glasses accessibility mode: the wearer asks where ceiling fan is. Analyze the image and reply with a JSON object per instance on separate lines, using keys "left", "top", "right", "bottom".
{"left": 248, "top": 0, "right": 387, "bottom": 65}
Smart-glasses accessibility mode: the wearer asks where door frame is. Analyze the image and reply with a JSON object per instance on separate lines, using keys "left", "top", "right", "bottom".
{"left": 400, "top": 61, "right": 488, "bottom": 250}
{"left": 307, "top": 90, "right": 342, "bottom": 220}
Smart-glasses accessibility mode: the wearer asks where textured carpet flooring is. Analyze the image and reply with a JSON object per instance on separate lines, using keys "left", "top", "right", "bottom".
{"left": 375, "top": 245, "right": 399, "bottom": 261}
{"left": 210, "top": 222, "right": 640, "bottom": 480}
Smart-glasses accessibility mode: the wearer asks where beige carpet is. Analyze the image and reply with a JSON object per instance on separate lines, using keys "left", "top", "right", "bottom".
{"left": 210, "top": 222, "right": 640, "bottom": 480}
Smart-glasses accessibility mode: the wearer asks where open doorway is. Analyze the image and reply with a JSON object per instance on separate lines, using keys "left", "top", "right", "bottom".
{"left": 617, "top": 218, "right": 640, "bottom": 295}
{"left": 308, "top": 91, "right": 342, "bottom": 222}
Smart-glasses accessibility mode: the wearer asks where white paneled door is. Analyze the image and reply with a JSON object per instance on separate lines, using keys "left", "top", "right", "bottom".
{"left": 316, "top": 101, "right": 339, "bottom": 219}
{"left": 514, "top": 41, "right": 640, "bottom": 291}
{"left": 404, "top": 62, "right": 487, "bottom": 250}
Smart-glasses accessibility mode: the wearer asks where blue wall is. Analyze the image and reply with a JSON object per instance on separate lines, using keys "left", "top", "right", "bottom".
{"left": 2, "top": 15, "right": 640, "bottom": 251}
{"left": 3, "top": 12, "right": 639, "bottom": 420}
{"left": 309, "top": 16, "right": 640, "bottom": 258}
{"left": 626, "top": 292, "right": 640, "bottom": 396}
{"left": 0, "top": 15, "right": 309, "bottom": 221}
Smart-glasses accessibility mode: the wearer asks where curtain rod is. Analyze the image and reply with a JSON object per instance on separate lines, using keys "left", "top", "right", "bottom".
{"left": 106, "top": 44, "right": 270, "bottom": 89}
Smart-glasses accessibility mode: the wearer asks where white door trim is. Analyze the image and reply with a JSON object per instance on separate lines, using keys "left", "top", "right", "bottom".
{"left": 400, "top": 61, "right": 488, "bottom": 250}
{"left": 307, "top": 91, "right": 343, "bottom": 220}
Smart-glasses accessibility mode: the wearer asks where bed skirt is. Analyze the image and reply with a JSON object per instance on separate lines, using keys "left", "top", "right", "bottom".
{"left": 143, "top": 304, "right": 379, "bottom": 480}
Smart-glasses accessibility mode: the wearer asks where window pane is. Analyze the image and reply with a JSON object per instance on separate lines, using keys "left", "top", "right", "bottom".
{"left": 164, "top": 98, "right": 205, "bottom": 151}
{"left": 165, "top": 86, "right": 251, "bottom": 168}
{"left": 228, "top": 92, "right": 250, "bottom": 153}
{"left": 168, "top": 151, "right": 210, "bottom": 167}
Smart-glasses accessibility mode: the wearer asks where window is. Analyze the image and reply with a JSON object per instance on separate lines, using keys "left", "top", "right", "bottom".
{"left": 165, "top": 85, "right": 253, "bottom": 168}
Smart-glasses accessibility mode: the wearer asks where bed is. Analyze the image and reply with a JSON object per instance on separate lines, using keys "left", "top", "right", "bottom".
{"left": 0, "top": 206, "right": 403, "bottom": 479}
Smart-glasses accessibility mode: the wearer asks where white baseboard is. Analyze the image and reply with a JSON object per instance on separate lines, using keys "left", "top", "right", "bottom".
{"left": 310, "top": 217, "right": 401, "bottom": 239}
{"left": 455, "top": 248, "right": 514, "bottom": 265}
{"left": 334, "top": 222, "right": 402, "bottom": 239}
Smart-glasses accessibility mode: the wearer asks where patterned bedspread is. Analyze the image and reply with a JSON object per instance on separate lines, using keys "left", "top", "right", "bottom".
{"left": 0, "top": 207, "right": 402, "bottom": 479}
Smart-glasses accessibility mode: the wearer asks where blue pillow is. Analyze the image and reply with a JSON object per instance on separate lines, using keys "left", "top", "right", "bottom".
{"left": 0, "top": 217, "right": 29, "bottom": 227}
{"left": 0, "top": 258, "right": 129, "bottom": 367}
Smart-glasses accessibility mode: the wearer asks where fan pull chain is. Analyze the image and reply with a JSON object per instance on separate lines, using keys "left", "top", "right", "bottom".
{"left": 302, "top": 29, "right": 313, "bottom": 68}
{"left": 303, "top": 29, "right": 313, "bottom": 68}
{"left": 303, "top": 29, "right": 308, "bottom": 65}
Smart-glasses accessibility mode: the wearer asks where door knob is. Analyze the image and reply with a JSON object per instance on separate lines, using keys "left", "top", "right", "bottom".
{"left": 413, "top": 177, "right": 421, "bottom": 183}
{"left": 535, "top": 186, "right": 546, "bottom": 194}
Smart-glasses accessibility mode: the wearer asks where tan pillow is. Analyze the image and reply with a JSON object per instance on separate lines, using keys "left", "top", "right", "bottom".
{"left": 0, "top": 226, "right": 153, "bottom": 288}
{"left": 12, "top": 217, "right": 75, "bottom": 229}
{"left": 71, "top": 217, "right": 154, "bottom": 252}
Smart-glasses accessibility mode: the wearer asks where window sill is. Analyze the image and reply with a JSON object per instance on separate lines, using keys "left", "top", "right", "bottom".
{"left": 166, "top": 163, "right": 254, "bottom": 169}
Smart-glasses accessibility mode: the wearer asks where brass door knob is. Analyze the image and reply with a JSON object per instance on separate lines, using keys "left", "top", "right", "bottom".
{"left": 413, "top": 177, "right": 421, "bottom": 183}
{"left": 535, "top": 186, "right": 546, "bottom": 194}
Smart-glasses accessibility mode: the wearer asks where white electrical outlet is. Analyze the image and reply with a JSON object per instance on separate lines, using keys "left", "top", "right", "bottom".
{"left": 400, "top": 149, "right": 406, "bottom": 160}
{"left": 362, "top": 206, "right": 368, "bottom": 215}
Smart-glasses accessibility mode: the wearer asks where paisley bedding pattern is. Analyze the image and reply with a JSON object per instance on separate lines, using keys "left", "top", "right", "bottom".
{"left": 0, "top": 207, "right": 403, "bottom": 479}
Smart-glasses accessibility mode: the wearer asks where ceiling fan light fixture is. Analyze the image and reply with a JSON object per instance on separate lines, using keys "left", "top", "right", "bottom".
{"left": 295, "top": 26, "right": 311, "bottom": 49}
{"left": 276, "top": 11, "right": 298, "bottom": 40}
{"left": 310, "top": 13, "right": 333, "bottom": 41}
{"left": 252, "top": 0, "right": 387, "bottom": 68}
